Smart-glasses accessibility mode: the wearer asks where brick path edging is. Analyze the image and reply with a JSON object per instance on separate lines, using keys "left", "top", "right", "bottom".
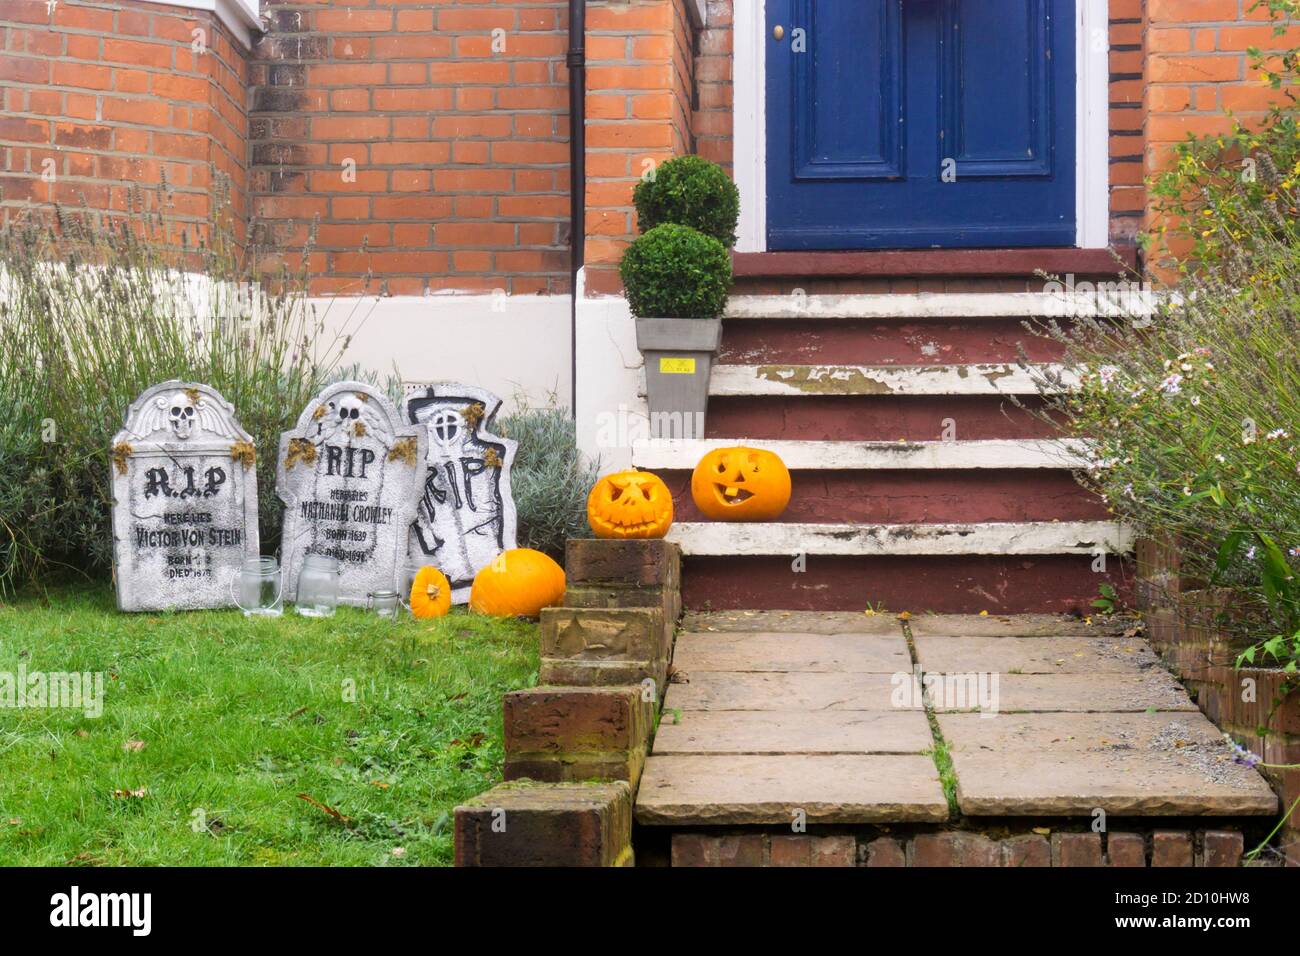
{"left": 454, "top": 539, "right": 681, "bottom": 867}
{"left": 669, "top": 829, "right": 1246, "bottom": 868}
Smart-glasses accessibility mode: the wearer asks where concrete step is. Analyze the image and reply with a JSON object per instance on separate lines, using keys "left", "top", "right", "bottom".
{"left": 634, "top": 612, "right": 1277, "bottom": 837}
{"left": 633, "top": 438, "right": 1089, "bottom": 471}
{"left": 708, "top": 363, "right": 1073, "bottom": 397}
{"left": 666, "top": 521, "right": 1133, "bottom": 557}
{"left": 635, "top": 754, "right": 950, "bottom": 826}
{"left": 724, "top": 291, "right": 1152, "bottom": 321}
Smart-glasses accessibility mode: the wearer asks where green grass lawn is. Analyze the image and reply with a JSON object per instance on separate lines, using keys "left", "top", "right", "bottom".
{"left": 0, "top": 585, "right": 539, "bottom": 866}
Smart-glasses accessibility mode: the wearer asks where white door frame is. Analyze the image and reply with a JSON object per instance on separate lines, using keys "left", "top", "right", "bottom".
{"left": 733, "top": 0, "right": 1111, "bottom": 252}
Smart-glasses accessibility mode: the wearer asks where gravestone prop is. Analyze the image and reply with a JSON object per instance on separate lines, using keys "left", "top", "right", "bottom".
{"left": 277, "top": 381, "right": 426, "bottom": 606}
{"left": 110, "top": 381, "right": 260, "bottom": 612}
{"left": 404, "top": 384, "right": 518, "bottom": 603}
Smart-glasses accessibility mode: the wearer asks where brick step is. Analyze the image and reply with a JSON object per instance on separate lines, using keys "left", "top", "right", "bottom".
{"left": 708, "top": 363, "right": 1072, "bottom": 398}
{"left": 656, "top": 471, "right": 1111, "bottom": 525}
{"left": 679, "top": 554, "right": 1129, "bottom": 614}
{"left": 706, "top": 395, "right": 1061, "bottom": 442}
{"left": 718, "top": 318, "right": 1063, "bottom": 366}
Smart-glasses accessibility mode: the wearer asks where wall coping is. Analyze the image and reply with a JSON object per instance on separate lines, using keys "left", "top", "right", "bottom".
{"left": 130, "top": 0, "right": 262, "bottom": 48}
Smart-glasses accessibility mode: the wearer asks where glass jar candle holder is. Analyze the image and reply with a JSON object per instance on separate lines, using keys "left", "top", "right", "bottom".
{"left": 367, "top": 589, "right": 401, "bottom": 620}
{"left": 232, "top": 556, "right": 283, "bottom": 618}
{"left": 296, "top": 554, "right": 341, "bottom": 618}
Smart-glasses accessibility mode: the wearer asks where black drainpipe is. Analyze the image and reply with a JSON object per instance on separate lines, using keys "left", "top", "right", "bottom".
{"left": 567, "top": 0, "right": 586, "bottom": 422}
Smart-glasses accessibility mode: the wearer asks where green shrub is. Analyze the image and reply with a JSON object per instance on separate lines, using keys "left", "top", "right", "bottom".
{"left": 619, "top": 223, "right": 732, "bottom": 320}
{"left": 1028, "top": 214, "right": 1300, "bottom": 668}
{"left": 496, "top": 400, "right": 599, "bottom": 561}
{"left": 633, "top": 155, "right": 740, "bottom": 247}
{"left": 0, "top": 181, "right": 362, "bottom": 595}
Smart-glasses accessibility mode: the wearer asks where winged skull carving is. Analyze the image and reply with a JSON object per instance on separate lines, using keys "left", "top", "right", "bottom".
{"left": 131, "top": 390, "right": 238, "bottom": 442}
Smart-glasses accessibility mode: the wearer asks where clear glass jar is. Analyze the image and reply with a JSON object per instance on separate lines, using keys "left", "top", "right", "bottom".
{"left": 296, "top": 554, "right": 340, "bottom": 618}
{"left": 368, "top": 589, "right": 400, "bottom": 620}
{"left": 233, "top": 556, "right": 283, "bottom": 618}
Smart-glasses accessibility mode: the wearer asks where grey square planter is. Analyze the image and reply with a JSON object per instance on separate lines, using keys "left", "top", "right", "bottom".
{"left": 635, "top": 317, "right": 722, "bottom": 440}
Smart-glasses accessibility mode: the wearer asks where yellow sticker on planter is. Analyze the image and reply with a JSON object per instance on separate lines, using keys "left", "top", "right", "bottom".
{"left": 659, "top": 357, "right": 697, "bottom": 375}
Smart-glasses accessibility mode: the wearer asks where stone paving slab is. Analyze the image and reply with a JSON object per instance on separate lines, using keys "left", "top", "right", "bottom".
{"left": 665, "top": 672, "right": 902, "bottom": 712}
{"left": 681, "top": 609, "right": 903, "bottom": 635}
{"left": 652, "top": 710, "right": 934, "bottom": 755}
{"left": 927, "top": 672, "right": 1198, "bottom": 714}
{"left": 635, "top": 754, "right": 950, "bottom": 825}
{"left": 672, "top": 631, "right": 911, "bottom": 673}
{"left": 914, "top": 634, "right": 1164, "bottom": 675}
{"left": 907, "top": 613, "right": 1130, "bottom": 638}
{"left": 939, "top": 712, "right": 1279, "bottom": 816}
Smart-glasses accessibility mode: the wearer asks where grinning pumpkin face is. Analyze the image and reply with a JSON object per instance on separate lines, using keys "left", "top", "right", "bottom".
{"left": 690, "top": 446, "right": 792, "bottom": 522}
{"left": 587, "top": 470, "right": 674, "bottom": 539}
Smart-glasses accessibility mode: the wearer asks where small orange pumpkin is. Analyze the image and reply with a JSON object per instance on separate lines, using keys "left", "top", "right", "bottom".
{"left": 586, "top": 469, "right": 674, "bottom": 539}
{"left": 690, "top": 446, "right": 792, "bottom": 522}
{"left": 470, "top": 548, "right": 566, "bottom": 618}
{"left": 410, "top": 566, "right": 452, "bottom": 619}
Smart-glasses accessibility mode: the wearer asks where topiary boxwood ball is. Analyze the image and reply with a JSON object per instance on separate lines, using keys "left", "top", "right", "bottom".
{"left": 633, "top": 155, "right": 740, "bottom": 247}
{"left": 619, "top": 223, "right": 732, "bottom": 320}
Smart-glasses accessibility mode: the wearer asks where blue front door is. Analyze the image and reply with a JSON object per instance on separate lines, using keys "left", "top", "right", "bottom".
{"left": 765, "top": 0, "right": 1077, "bottom": 250}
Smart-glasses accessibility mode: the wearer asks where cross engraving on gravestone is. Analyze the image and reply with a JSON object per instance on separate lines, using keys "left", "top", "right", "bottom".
{"left": 110, "top": 381, "right": 259, "bottom": 612}
{"left": 404, "top": 384, "right": 518, "bottom": 603}
{"left": 277, "top": 381, "right": 426, "bottom": 606}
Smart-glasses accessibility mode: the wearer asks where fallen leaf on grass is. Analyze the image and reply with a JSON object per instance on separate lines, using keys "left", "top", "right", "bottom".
{"left": 111, "top": 787, "right": 147, "bottom": 799}
{"left": 369, "top": 781, "right": 390, "bottom": 790}
{"left": 123, "top": 740, "right": 146, "bottom": 753}
{"left": 297, "top": 792, "right": 353, "bottom": 827}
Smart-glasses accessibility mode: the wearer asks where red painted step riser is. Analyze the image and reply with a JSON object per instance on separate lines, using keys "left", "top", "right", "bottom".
{"left": 719, "top": 319, "right": 1064, "bottom": 366}
{"left": 706, "top": 397, "right": 1065, "bottom": 442}
{"left": 681, "top": 556, "right": 1133, "bottom": 615}
{"left": 657, "top": 471, "right": 1110, "bottom": 525}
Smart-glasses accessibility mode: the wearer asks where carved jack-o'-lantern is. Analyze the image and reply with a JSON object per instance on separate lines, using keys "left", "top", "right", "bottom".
{"left": 690, "top": 446, "right": 791, "bottom": 522}
{"left": 586, "top": 470, "right": 674, "bottom": 539}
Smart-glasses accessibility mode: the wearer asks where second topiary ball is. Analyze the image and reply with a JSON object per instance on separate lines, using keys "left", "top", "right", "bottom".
{"left": 633, "top": 155, "right": 740, "bottom": 247}
{"left": 619, "top": 223, "right": 732, "bottom": 319}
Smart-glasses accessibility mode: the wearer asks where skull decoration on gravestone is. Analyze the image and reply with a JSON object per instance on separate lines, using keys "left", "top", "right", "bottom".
{"left": 404, "top": 384, "right": 518, "bottom": 603}
{"left": 110, "top": 380, "right": 260, "bottom": 612}
{"left": 276, "top": 381, "right": 427, "bottom": 606}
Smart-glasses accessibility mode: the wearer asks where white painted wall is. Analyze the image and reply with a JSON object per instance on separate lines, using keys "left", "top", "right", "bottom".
{"left": 573, "top": 278, "right": 646, "bottom": 473}
{"left": 312, "top": 294, "right": 573, "bottom": 413}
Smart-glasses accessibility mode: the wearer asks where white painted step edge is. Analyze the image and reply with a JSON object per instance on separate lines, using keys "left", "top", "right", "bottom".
{"left": 709, "top": 364, "right": 1075, "bottom": 397}
{"left": 631, "top": 439, "right": 1091, "bottom": 471}
{"left": 666, "top": 521, "right": 1135, "bottom": 557}
{"left": 725, "top": 292, "right": 1159, "bottom": 321}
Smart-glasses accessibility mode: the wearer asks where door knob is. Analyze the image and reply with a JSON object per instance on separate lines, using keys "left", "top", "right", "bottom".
{"left": 773, "top": 24, "right": 785, "bottom": 41}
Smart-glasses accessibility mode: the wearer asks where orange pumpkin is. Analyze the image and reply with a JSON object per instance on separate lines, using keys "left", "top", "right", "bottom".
{"left": 410, "top": 566, "right": 452, "bottom": 619}
{"left": 586, "top": 469, "right": 674, "bottom": 539}
{"left": 470, "top": 548, "right": 566, "bottom": 618}
{"left": 690, "top": 446, "right": 792, "bottom": 522}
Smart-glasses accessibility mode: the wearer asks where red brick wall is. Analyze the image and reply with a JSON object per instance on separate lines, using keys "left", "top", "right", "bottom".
{"left": 0, "top": 0, "right": 249, "bottom": 242}
{"left": 1143, "top": 0, "right": 1300, "bottom": 250}
{"left": 250, "top": 0, "right": 572, "bottom": 295}
{"left": 583, "top": 0, "right": 699, "bottom": 295}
